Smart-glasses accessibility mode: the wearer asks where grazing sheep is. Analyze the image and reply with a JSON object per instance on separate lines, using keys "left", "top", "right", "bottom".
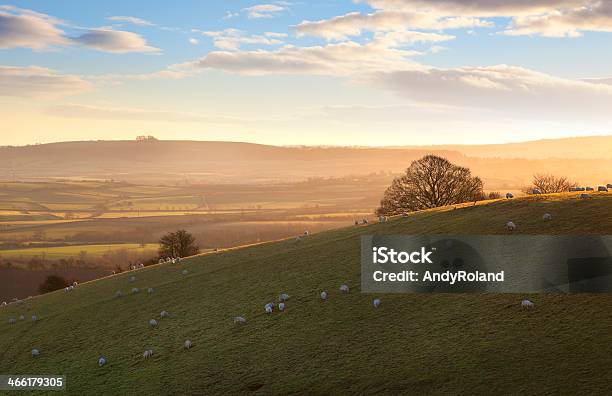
{"left": 532, "top": 188, "right": 542, "bottom": 195}
{"left": 147, "top": 288, "right": 154, "bottom": 294}
{"left": 279, "top": 293, "right": 290, "bottom": 302}
{"left": 64, "top": 287, "right": 70, "bottom": 293}
{"left": 233, "top": 316, "right": 247, "bottom": 324}
{"left": 580, "top": 193, "right": 591, "bottom": 200}
{"left": 73, "top": 281, "right": 78, "bottom": 287}
{"left": 265, "top": 303, "right": 274, "bottom": 313}
{"left": 69, "top": 285, "right": 74, "bottom": 291}
{"left": 569, "top": 187, "right": 578, "bottom": 192}
{"left": 158, "top": 259, "right": 164, "bottom": 264}
{"left": 506, "top": 221, "right": 517, "bottom": 232}
{"left": 586, "top": 187, "right": 594, "bottom": 191}
{"left": 130, "top": 265, "right": 135, "bottom": 270}
{"left": 182, "top": 269, "right": 188, "bottom": 275}
{"left": 373, "top": 298, "right": 381, "bottom": 308}
{"left": 340, "top": 284, "right": 349, "bottom": 293}
{"left": 149, "top": 319, "right": 158, "bottom": 327}
{"left": 543, "top": 213, "right": 552, "bottom": 221}
{"left": 172, "top": 259, "right": 177, "bottom": 264}
{"left": 320, "top": 291, "right": 328, "bottom": 301}
{"left": 304, "top": 230, "right": 310, "bottom": 236}
{"left": 98, "top": 357, "right": 106, "bottom": 367}
{"left": 129, "top": 275, "right": 136, "bottom": 282}
{"left": 278, "top": 302, "right": 285, "bottom": 311}
{"left": 19, "top": 315, "right": 24, "bottom": 321}
{"left": 143, "top": 349, "right": 154, "bottom": 358}
{"left": 1, "top": 302, "right": 6, "bottom": 307}
{"left": 112, "top": 271, "right": 116, "bottom": 275}
{"left": 505, "top": 192, "right": 514, "bottom": 199}
{"left": 607, "top": 184, "right": 612, "bottom": 189}
{"left": 166, "top": 258, "right": 171, "bottom": 263}
{"left": 31, "top": 349, "right": 40, "bottom": 357}
{"left": 140, "top": 263, "right": 145, "bottom": 268}
{"left": 131, "top": 287, "right": 139, "bottom": 294}
{"left": 160, "top": 310, "right": 170, "bottom": 318}
{"left": 184, "top": 340, "right": 193, "bottom": 350}
{"left": 8, "top": 318, "right": 16, "bottom": 324}
{"left": 31, "top": 315, "right": 38, "bottom": 322}
{"left": 598, "top": 186, "right": 608, "bottom": 192}
{"left": 295, "top": 236, "right": 301, "bottom": 242}
{"left": 362, "top": 218, "right": 368, "bottom": 225}
{"left": 521, "top": 299, "right": 534, "bottom": 309}
{"left": 116, "top": 290, "right": 123, "bottom": 297}
{"left": 354, "top": 220, "right": 359, "bottom": 226}
{"left": 577, "top": 187, "right": 586, "bottom": 191}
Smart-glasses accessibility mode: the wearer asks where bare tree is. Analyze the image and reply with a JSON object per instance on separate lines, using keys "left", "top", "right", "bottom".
{"left": 377, "top": 155, "right": 484, "bottom": 215}
{"left": 531, "top": 173, "right": 578, "bottom": 194}
{"left": 159, "top": 230, "right": 199, "bottom": 258}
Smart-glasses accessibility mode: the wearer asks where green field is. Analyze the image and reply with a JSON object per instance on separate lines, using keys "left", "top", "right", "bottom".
{"left": 0, "top": 244, "right": 159, "bottom": 261}
{"left": 1, "top": 193, "right": 611, "bottom": 394}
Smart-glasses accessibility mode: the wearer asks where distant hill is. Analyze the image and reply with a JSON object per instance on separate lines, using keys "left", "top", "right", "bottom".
{"left": 1, "top": 138, "right": 611, "bottom": 188}
{"left": 1, "top": 193, "right": 611, "bottom": 394}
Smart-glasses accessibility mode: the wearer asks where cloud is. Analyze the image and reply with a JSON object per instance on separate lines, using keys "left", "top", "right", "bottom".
{"left": 0, "top": 65, "right": 89, "bottom": 98}
{"left": 72, "top": 28, "right": 160, "bottom": 53}
{"left": 244, "top": 4, "right": 285, "bottom": 19}
{"left": 189, "top": 38, "right": 199, "bottom": 45}
{"left": 0, "top": 6, "right": 68, "bottom": 49}
{"left": 200, "top": 28, "right": 284, "bottom": 50}
{"left": 106, "top": 16, "right": 154, "bottom": 26}
{"left": 295, "top": 11, "right": 491, "bottom": 40}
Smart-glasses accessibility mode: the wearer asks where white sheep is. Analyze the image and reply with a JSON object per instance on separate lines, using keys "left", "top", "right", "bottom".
{"left": 8, "top": 318, "right": 16, "bottom": 324}
{"left": 265, "top": 303, "right": 274, "bottom": 313}
{"left": 143, "top": 349, "right": 154, "bottom": 358}
{"left": 339, "top": 284, "right": 349, "bottom": 293}
{"left": 320, "top": 291, "right": 328, "bottom": 301}
{"left": 233, "top": 316, "right": 246, "bottom": 324}
{"left": 580, "top": 193, "right": 590, "bottom": 199}
{"left": 73, "top": 281, "right": 78, "bottom": 287}
{"left": 116, "top": 290, "right": 122, "bottom": 297}
{"left": 184, "top": 340, "right": 193, "bottom": 349}
{"left": 373, "top": 298, "right": 381, "bottom": 308}
{"left": 172, "top": 259, "right": 177, "bottom": 264}
{"left": 129, "top": 275, "right": 136, "bottom": 282}
{"left": 69, "top": 285, "right": 74, "bottom": 291}
{"left": 521, "top": 299, "right": 534, "bottom": 309}
{"left": 158, "top": 259, "right": 164, "bottom": 264}
{"left": 112, "top": 271, "right": 116, "bottom": 275}
{"left": 543, "top": 213, "right": 552, "bottom": 221}
{"left": 278, "top": 302, "right": 286, "bottom": 311}
{"left": 131, "top": 287, "right": 139, "bottom": 294}
{"left": 1, "top": 302, "right": 6, "bottom": 307}
{"left": 279, "top": 293, "right": 289, "bottom": 302}
{"left": 31, "top": 315, "right": 38, "bottom": 322}
{"left": 32, "top": 349, "right": 40, "bottom": 357}
{"left": 506, "top": 192, "right": 514, "bottom": 199}
{"left": 506, "top": 221, "right": 516, "bottom": 232}
{"left": 532, "top": 188, "right": 542, "bottom": 195}
{"left": 149, "top": 319, "right": 158, "bottom": 327}
{"left": 19, "top": 315, "right": 25, "bottom": 321}
{"left": 304, "top": 230, "right": 309, "bottom": 236}
{"left": 64, "top": 287, "right": 70, "bottom": 293}
{"left": 147, "top": 287, "right": 154, "bottom": 294}
{"left": 98, "top": 357, "right": 106, "bottom": 367}
{"left": 182, "top": 269, "right": 188, "bottom": 275}
{"left": 160, "top": 310, "right": 170, "bottom": 318}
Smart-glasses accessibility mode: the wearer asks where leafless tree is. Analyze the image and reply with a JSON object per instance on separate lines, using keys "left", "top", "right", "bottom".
{"left": 531, "top": 173, "right": 578, "bottom": 193}
{"left": 377, "top": 155, "right": 484, "bottom": 215}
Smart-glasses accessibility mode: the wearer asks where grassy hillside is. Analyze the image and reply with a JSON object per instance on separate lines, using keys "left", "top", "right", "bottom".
{"left": 1, "top": 193, "right": 611, "bottom": 395}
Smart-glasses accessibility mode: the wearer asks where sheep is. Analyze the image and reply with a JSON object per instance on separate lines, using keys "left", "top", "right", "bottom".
{"left": 129, "top": 275, "right": 136, "bottom": 282}
{"left": 598, "top": 186, "right": 608, "bottom": 192}
{"left": 607, "top": 184, "right": 612, "bottom": 189}
{"left": 362, "top": 218, "right": 368, "bottom": 225}
{"left": 19, "top": 315, "right": 25, "bottom": 321}
{"left": 295, "top": 236, "right": 301, "bottom": 242}
{"left": 116, "top": 290, "right": 123, "bottom": 297}
{"left": 506, "top": 221, "right": 517, "bottom": 232}
{"left": 98, "top": 357, "right": 106, "bottom": 367}
{"left": 73, "top": 281, "right": 78, "bottom": 287}
{"left": 8, "top": 318, "right": 16, "bottom": 324}
{"left": 31, "top": 315, "right": 38, "bottom": 322}
{"left": 580, "top": 193, "right": 591, "bottom": 200}
{"left": 158, "top": 259, "right": 164, "bottom": 264}
{"left": 354, "top": 220, "right": 359, "bottom": 226}
{"left": 586, "top": 187, "right": 594, "bottom": 191}
{"left": 569, "top": 187, "right": 578, "bottom": 192}
{"left": 521, "top": 299, "right": 534, "bottom": 309}
{"left": 265, "top": 303, "right": 274, "bottom": 314}
{"left": 172, "top": 259, "right": 177, "bottom": 264}
{"left": 184, "top": 340, "right": 193, "bottom": 350}
{"left": 373, "top": 298, "right": 381, "bottom": 308}
{"left": 130, "top": 265, "right": 135, "bottom": 270}
{"left": 147, "top": 287, "right": 154, "bottom": 294}
{"left": 64, "top": 287, "right": 70, "bottom": 293}
{"left": 233, "top": 316, "right": 247, "bottom": 324}
{"left": 304, "top": 230, "right": 310, "bottom": 236}
{"left": 149, "top": 319, "right": 158, "bottom": 327}
{"left": 131, "top": 287, "right": 140, "bottom": 294}
{"left": 340, "top": 284, "right": 349, "bottom": 293}
{"left": 278, "top": 302, "right": 286, "bottom": 311}
{"left": 31, "top": 349, "right": 40, "bottom": 357}
{"left": 182, "top": 269, "right": 188, "bottom": 275}
{"left": 160, "top": 310, "right": 170, "bottom": 318}
{"left": 1, "top": 302, "right": 6, "bottom": 307}
{"left": 543, "top": 213, "right": 552, "bottom": 221}
{"left": 532, "top": 188, "right": 542, "bottom": 195}
{"left": 69, "top": 285, "right": 74, "bottom": 291}
{"left": 577, "top": 187, "right": 586, "bottom": 191}
{"left": 279, "top": 293, "right": 290, "bottom": 302}
{"left": 505, "top": 192, "right": 514, "bottom": 199}
{"left": 143, "top": 349, "right": 154, "bottom": 359}
{"left": 320, "top": 291, "right": 328, "bottom": 301}
{"left": 139, "top": 263, "right": 145, "bottom": 268}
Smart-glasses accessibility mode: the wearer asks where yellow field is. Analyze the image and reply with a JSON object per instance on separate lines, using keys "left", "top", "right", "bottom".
{"left": 0, "top": 243, "right": 159, "bottom": 260}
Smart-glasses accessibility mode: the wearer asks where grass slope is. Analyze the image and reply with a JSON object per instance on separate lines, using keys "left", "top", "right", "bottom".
{"left": 1, "top": 193, "right": 611, "bottom": 395}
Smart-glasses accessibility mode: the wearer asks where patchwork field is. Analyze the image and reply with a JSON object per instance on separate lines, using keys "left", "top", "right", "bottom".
{"left": 1, "top": 193, "right": 610, "bottom": 394}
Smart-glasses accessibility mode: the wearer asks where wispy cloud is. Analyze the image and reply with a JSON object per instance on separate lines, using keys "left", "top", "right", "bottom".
{"left": 199, "top": 28, "right": 284, "bottom": 50}
{"left": 244, "top": 4, "right": 285, "bottom": 19}
{"left": 106, "top": 16, "right": 154, "bottom": 26}
{"left": 0, "top": 65, "right": 90, "bottom": 98}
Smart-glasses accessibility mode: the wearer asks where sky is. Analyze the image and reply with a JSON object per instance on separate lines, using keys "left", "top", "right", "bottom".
{"left": 1, "top": 0, "right": 612, "bottom": 147}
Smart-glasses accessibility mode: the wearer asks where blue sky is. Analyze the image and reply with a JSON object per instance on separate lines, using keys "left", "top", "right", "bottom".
{"left": 1, "top": 0, "right": 612, "bottom": 146}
